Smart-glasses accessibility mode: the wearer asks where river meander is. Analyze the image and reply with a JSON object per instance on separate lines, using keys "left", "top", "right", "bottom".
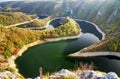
{"left": 15, "top": 18, "right": 120, "bottom": 78}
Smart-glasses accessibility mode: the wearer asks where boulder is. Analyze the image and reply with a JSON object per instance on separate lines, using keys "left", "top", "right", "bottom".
{"left": 34, "top": 69, "right": 120, "bottom": 79}
{"left": 34, "top": 77, "right": 40, "bottom": 79}
{"left": 77, "top": 70, "right": 102, "bottom": 79}
{"left": 0, "top": 71, "right": 16, "bottom": 79}
{"left": 50, "top": 69, "right": 77, "bottom": 79}
{"left": 102, "top": 72, "right": 119, "bottom": 79}
{"left": 55, "top": 69, "right": 75, "bottom": 76}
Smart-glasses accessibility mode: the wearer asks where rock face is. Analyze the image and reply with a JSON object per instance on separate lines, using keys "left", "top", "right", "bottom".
{"left": 49, "top": 69, "right": 119, "bottom": 79}
{"left": 102, "top": 72, "right": 119, "bottom": 79}
{"left": 1, "top": 70, "right": 119, "bottom": 79}
{"left": 56, "top": 69, "right": 76, "bottom": 76}
{"left": 0, "top": 71, "right": 22, "bottom": 79}
{"left": 79, "top": 71, "right": 119, "bottom": 79}
{"left": 78, "top": 70, "right": 102, "bottom": 79}
{"left": 49, "top": 69, "right": 77, "bottom": 79}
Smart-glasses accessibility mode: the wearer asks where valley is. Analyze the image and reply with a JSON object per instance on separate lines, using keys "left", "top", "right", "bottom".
{"left": 0, "top": 0, "right": 120, "bottom": 79}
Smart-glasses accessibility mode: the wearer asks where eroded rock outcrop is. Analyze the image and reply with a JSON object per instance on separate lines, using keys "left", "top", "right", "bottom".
{"left": 48, "top": 69, "right": 119, "bottom": 79}
{"left": 0, "top": 71, "right": 24, "bottom": 79}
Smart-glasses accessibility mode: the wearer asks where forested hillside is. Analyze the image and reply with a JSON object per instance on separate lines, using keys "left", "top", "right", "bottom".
{"left": 0, "top": 0, "right": 119, "bottom": 25}
{"left": 19, "top": 16, "right": 51, "bottom": 27}
{"left": 0, "top": 0, "right": 120, "bottom": 78}
{"left": 0, "top": 1, "right": 56, "bottom": 14}
{"left": 0, "top": 12, "right": 34, "bottom": 26}
{"left": 0, "top": 0, "right": 120, "bottom": 52}
{"left": 0, "top": 17, "right": 80, "bottom": 60}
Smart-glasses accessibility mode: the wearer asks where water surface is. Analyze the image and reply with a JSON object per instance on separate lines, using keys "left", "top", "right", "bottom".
{"left": 16, "top": 18, "right": 116, "bottom": 78}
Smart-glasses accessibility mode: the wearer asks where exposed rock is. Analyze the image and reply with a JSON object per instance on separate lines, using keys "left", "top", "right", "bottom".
{"left": 96, "top": 10, "right": 104, "bottom": 20}
{"left": 102, "top": 72, "right": 119, "bottom": 79}
{"left": 106, "top": 7, "right": 119, "bottom": 24}
{"left": 78, "top": 70, "right": 102, "bottom": 79}
{"left": 27, "top": 77, "right": 40, "bottom": 79}
{"left": 34, "top": 77, "right": 40, "bottom": 79}
{"left": 49, "top": 69, "right": 77, "bottom": 79}
{"left": 48, "top": 69, "right": 119, "bottom": 79}
{"left": 55, "top": 69, "right": 76, "bottom": 76}
{"left": 0, "top": 71, "right": 23, "bottom": 79}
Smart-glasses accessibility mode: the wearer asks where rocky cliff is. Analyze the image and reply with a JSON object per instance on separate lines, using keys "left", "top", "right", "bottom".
{"left": 32, "top": 69, "right": 119, "bottom": 79}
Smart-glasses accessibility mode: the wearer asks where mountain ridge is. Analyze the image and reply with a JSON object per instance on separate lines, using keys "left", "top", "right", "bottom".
{"left": 0, "top": 0, "right": 119, "bottom": 26}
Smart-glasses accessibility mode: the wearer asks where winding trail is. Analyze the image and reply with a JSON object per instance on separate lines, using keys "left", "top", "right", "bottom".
{"left": 5, "top": 17, "right": 39, "bottom": 28}
{"left": 8, "top": 32, "right": 81, "bottom": 72}
{"left": 24, "top": 17, "right": 62, "bottom": 30}
{"left": 8, "top": 17, "right": 81, "bottom": 73}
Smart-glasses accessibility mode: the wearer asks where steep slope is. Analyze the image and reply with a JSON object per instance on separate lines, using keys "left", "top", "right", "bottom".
{"left": 19, "top": 16, "right": 51, "bottom": 27}
{"left": 0, "top": 0, "right": 119, "bottom": 26}
{"left": 0, "top": 17, "right": 80, "bottom": 79}
{"left": 0, "top": 17, "right": 80, "bottom": 60}
{"left": 0, "top": 12, "right": 35, "bottom": 26}
{"left": 0, "top": 1, "right": 56, "bottom": 14}
{"left": 0, "top": 0, "right": 120, "bottom": 54}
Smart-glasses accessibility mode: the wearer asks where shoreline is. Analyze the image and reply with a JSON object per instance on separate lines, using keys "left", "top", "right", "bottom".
{"left": 48, "top": 17, "right": 105, "bottom": 40}
{"left": 68, "top": 52, "right": 120, "bottom": 58}
{"left": 8, "top": 32, "right": 81, "bottom": 73}
{"left": 75, "top": 19, "right": 106, "bottom": 40}
{"left": 8, "top": 17, "right": 81, "bottom": 71}
{"left": 7, "top": 17, "right": 106, "bottom": 78}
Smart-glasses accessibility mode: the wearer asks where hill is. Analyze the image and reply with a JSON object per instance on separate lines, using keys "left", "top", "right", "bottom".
{"left": 0, "top": 0, "right": 120, "bottom": 78}
{"left": 0, "top": 17, "right": 80, "bottom": 79}
{"left": 0, "top": 0, "right": 119, "bottom": 34}
{"left": 0, "top": 17, "right": 80, "bottom": 61}
{"left": 0, "top": 12, "right": 36, "bottom": 26}
{"left": 19, "top": 16, "right": 51, "bottom": 28}
{"left": 0, "top": 0, "right": 119, "bottom": 25}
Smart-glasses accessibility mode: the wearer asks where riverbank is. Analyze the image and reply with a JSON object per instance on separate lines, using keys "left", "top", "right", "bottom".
{"left": 44, "top": 33, "right": 81, "bottom": 42}
{"left": 69, "top": 51, "right": 120, "bottom": 58}
{"left": 8, "top": 30, "right": 81, "bottom": 78}
{"left": 9, "top": 31, "right": 81, "bottom": 60}
{"left": 78, "top": 19, "right": 106, "bottom": 40}
{"left": 3, "top": 17, "right": 106, "bottom": 78}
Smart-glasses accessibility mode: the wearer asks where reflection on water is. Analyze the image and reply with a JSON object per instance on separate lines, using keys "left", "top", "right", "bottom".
{"left": 64, "top": 33, "right": 100, "bottom": 55}
{"left": 15, "top": 31, "right": 100, "bottom": 78}
{"left": 71, "top": 56, "right": 120, "bottom": 76}
{"left": 15, "top": 19, "right": 119, "bottom": 78}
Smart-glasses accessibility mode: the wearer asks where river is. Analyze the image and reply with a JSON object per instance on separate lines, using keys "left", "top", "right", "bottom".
{"left": 15, "top": 17, "right": 120, "bottom": 78}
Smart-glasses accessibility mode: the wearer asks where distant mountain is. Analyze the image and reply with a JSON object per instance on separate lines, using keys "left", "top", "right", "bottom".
{"left": 0, "top": 0, "right": 58, "bottom": 2}
{"left": 0, "top": 0, "right": 23, "bottom": 2}
{"left": 0, "top": 0, "right": 120, "bottom": 26}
